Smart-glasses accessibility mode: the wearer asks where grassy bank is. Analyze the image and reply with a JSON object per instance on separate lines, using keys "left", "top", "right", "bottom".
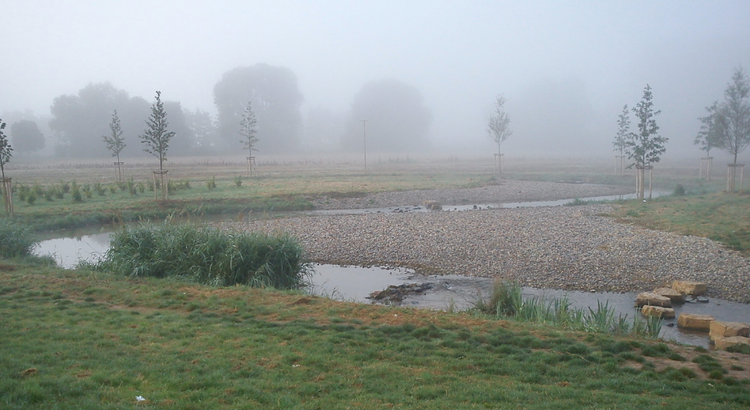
{"left": 1, "top": 261, "right": 749, "bottom": 409}
{"left": 612, "top": 191, "right": 750, "bottom": 254}
{"left": 3, "top": 167, "right": 495, "bottom": 232}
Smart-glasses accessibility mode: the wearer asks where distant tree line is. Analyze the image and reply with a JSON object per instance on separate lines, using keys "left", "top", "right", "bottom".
{"left": 37, "top": 63, "right": 434, "bottom": 159}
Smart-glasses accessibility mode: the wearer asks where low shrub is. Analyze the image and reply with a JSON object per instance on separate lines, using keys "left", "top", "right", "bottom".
{"left": 97, "top": 223, "right": 311, "bottom": 289}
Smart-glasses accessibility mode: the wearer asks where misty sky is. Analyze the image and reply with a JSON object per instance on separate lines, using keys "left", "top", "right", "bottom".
{"left": 2, "top": 0, "right": 749, "bottom": 157}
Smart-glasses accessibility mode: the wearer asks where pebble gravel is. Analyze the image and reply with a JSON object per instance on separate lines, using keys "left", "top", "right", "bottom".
{"left": 221, "top": 182, "right": 750, "bottom": 303}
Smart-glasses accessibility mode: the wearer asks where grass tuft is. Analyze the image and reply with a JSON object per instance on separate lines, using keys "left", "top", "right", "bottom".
{"left": 94, "top": 222, "right": 311, "bottom": 289}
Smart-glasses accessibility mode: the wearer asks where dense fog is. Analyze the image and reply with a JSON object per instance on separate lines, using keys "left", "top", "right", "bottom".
{"left": 1, "top": 1, "right": 749, "bottom": 160}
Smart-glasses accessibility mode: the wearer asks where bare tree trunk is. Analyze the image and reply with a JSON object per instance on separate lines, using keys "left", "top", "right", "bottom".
{"left": 1, "top": 178, "right": 12, "bottom": 216}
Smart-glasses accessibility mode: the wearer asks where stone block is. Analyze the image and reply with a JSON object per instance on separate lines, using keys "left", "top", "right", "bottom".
{"left": 709, "top": 321, "right": 750, "bottom": 341}
{"left": 653, "top": 287, "right": 685, "bottom": 304}
{"left": 677, "top": 313, "right": 714, "bottom": 331}
{"left": 714, "top": 336, "right": 750, "bottom": 351}
{"left": 672, "top": 280, "right": 707, "bottom": 296}
{"left": 635, "top": 292, "right": 672, "bottom": 308}
{"left": 641, "top": 305, "right": 675, "bottom": 318}
{"left": 422, "top": 200, "right": 442, "bottom": 211}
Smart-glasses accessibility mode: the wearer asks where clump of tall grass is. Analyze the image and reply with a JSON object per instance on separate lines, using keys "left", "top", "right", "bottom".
{"left": 96, "top": 223, "right": 311, "bottom": 289}
{"left": 0, "top": 218, "right": 35, "bottom": 257}
{"left": 475, "top": 280, "right": 662, "bottom": 339}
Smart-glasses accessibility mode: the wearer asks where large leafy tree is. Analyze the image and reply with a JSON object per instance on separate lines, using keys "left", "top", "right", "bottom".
{"left": 214, "top": 64, "right": 303, "bottom": 153}
{"left": 488, "top": 96, "right": 512, "bottom": 159}
{"left": 714, "top": 67, "right": 750, "bottom": 166}
{"left": 10, "top": 120, "right": 45, "bottom": 154}
{"left": 183, "top": 108, "right": 216, "bottom": 151}
{"left": 0, "top": 119, "right": 11, "bottom": 180}
{"left": 342, "top": 78, "right": 432, "bottom": 153}
{"left": 50, "top": 82, "right": 150, "bottom": 158}
{"left": 140, "top": 91, "right": 175, "bottom": 171}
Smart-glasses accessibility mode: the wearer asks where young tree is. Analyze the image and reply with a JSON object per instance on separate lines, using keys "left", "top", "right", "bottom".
{"left": 239, "top": 101, "right": 258, "bottom": 153}
{"left": 613, "top": 105, "right": 630, "bottom": 175}
{"left": 239, "top": 101, "right": 258, "bottom": 177}
{"left": 713, "top": 67, "right": 750, "bottom": 191}
{"left": 0, "top": 120, "right": 11, "bottom": 180}
{"left": 487, "top": 95, "right": 512, "bottom": 174}
{"left": 695, "top": 102, "right": 721, "bottom": 157}
{"left": 102, "top": 110, "right": 126, "bottom": 181}
{"left": 694, "top": 102, "right": 720, "bottom": 179}
{"left": 624, "top": 84, "right": 667, "bottom": 199}
{"left": 140, "top": 91, "right": 175, "bottom": 171}
{"left": 0, "top": 119, "right": 13, "bottom": 215}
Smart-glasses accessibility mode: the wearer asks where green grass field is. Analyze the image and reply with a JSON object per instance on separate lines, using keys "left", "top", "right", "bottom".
{"left": 2, "top": 156, "right": 750, "bottom": 408}
{"left": 1, "top": 260, "right": 749, "bottom": 409}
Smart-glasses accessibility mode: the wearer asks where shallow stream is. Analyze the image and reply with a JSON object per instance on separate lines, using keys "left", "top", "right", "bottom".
{"left": 33, "top": 191, "right": 748, "bottom": 349}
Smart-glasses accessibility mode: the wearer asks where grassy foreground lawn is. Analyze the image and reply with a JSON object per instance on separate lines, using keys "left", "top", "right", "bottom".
{"left": 2, "top": 260, "right": 749, "bottom": 409}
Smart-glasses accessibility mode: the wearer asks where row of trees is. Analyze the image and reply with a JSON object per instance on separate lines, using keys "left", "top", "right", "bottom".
{"left": 40, "top": 65, "right": 433, "bottom": 159}
{"left": 693, "top": 67, "right": 750, "bottom": 191}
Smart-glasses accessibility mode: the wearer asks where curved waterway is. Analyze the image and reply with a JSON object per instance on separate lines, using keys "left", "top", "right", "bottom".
{"left": 33, "top": 190, "right": 748, "bottom": 349}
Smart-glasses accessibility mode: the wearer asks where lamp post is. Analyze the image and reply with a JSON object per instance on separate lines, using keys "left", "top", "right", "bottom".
{"left": 361, "top": 119, "right": 368, "bottom": 171}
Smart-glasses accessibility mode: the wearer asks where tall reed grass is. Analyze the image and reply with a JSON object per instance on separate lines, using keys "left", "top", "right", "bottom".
{"left": 475, "top": 279, "right": 663, "bottom": 339}
{"left": 0, "top": 218, "right": 35, "bottom": 257}
{"left": 96, "top": 223, "right": 311, "bottom": 289}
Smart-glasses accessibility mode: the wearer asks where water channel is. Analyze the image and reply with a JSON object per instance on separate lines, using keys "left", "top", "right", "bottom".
{"left": 33, "top": 191, "right": 748, "bottom": 349}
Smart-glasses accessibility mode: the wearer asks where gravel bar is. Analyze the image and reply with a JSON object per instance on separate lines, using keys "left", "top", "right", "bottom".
{"left": 222, "top": 182, "right": 750, "bottom": 303}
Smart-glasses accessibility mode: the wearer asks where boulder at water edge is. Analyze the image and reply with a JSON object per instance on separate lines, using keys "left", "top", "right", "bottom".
{"left": 714, "top": 336, "right": 750, "bottom": 351}
{"left": 635, "top": 292, "right": 672, "bottom": 308}
{"left": 653, "top": 287, "right": 685, "bottom": 304}
{"left": 672, "top": 280, "right": 707, "bottom": 296}
{"left": 677, "top": 313, "right": 714, "bottom": 331}
{"left": 641, "top": 305, "right": 675, "bottom": 318}
{"left": 710, "top": 321, "right": 750, "bottom": 341}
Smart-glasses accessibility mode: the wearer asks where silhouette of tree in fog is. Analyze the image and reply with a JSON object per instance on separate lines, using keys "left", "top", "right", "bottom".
{"left": 342, "top": 79, "right": 431, "bottom": 153}
{"left": 50, "top": 82, "right": 150, "bottom": 158}
{"left": 712, "top": 67, "right": 750, "bottom": 167}
{"left": 162, "top": 101, "right": 195, "bottom": 157}
{"left": 214, "top": 64, "right": 303, "bottom": 154}
{"left": 694, "top": 101, "right": 720, "bottom": 158}
{"left": 487, "top": 95, "right": 511, "bottom": 173}
{"left": 184, "top": 108, "right": 216, "bottom": 151}
{"left": 10, "top": 120, "right": 45, "bottom": 154}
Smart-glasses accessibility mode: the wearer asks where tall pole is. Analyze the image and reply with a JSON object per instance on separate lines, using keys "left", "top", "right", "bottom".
{"left": 361, "top": 120, "right": 368, "bottom": 171}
